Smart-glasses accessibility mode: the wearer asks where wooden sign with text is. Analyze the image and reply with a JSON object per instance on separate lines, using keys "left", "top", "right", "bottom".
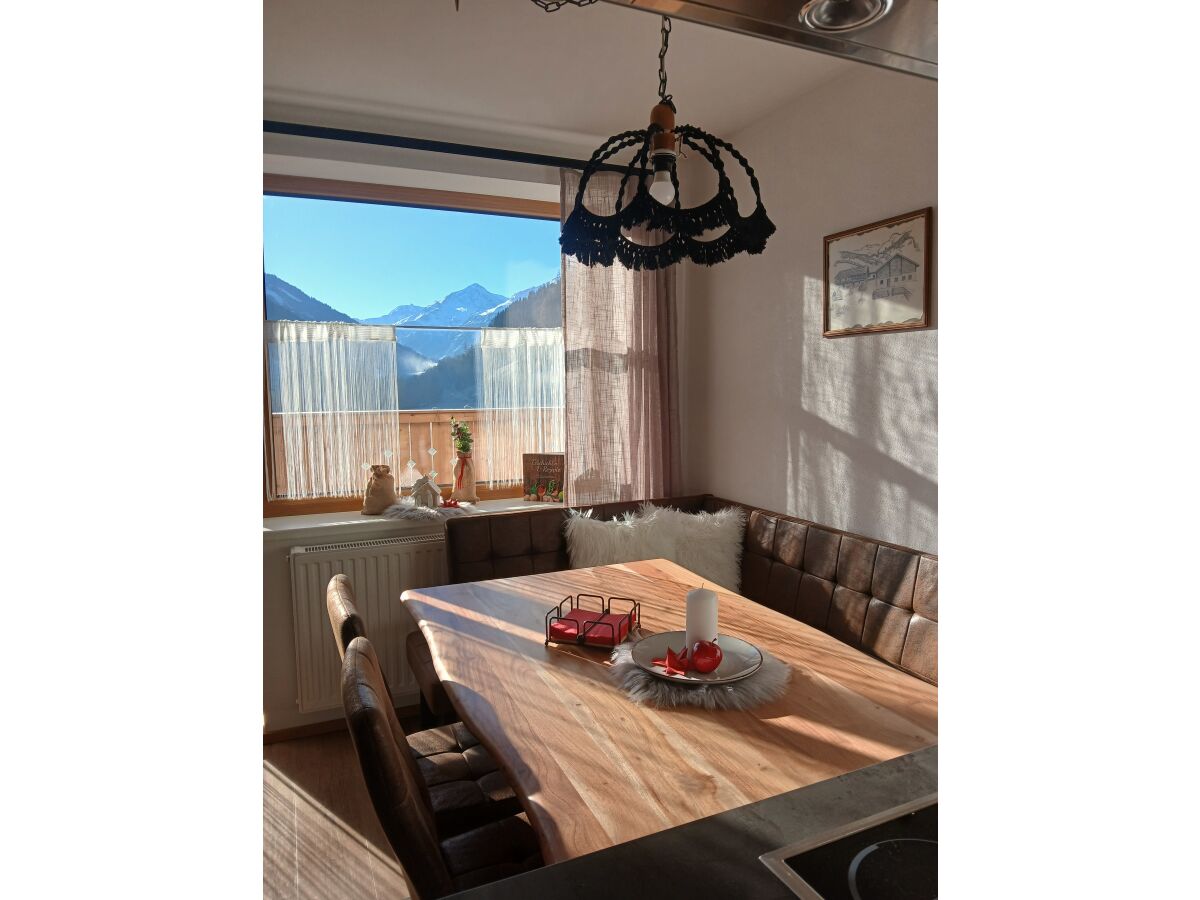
{"left": 522, "top": 453, "right": 565, "bottom": 503}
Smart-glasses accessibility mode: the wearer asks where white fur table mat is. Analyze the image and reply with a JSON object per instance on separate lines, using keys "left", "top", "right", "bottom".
{"left": 609, "top": 640, "right": 791, "bottom": 711}
{"left": 379, "top": 497, "right": 473, "bottom": 520}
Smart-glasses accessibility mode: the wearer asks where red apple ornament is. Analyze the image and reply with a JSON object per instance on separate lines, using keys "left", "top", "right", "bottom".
{"left": 690, "top": 640, "right": 723, "bottom": 674}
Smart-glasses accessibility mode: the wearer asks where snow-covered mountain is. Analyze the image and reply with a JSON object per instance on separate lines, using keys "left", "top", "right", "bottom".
{"left": 360, "top": 283, "right": 510, "bottom": 327}
{"left": 396, "top": 344, "right": 437, "bottom": 377}
{"left": 263, "top": 273, "right": 358, "bottom": 324}
{"left": 489, "top": 278, "right": 561, "bottom": 328}
{"left": 264, "top": 274, "right": 436, "bottom": 376}
{"left": 263, "top": 274, "right": 563, "bottom": 407}
{"left": 358, "top": 303, "right": 425, "bottom": 326}
{"left": 358, "top": 283, "right": 513, "bottom": 361}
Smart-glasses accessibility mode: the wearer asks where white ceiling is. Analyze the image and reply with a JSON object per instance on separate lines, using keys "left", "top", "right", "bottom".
{"left": 264, "top": 0, "right": 856, "bottom": 159}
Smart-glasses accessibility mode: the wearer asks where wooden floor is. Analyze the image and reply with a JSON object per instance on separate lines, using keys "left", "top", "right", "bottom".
{"left": 264, "top": 730, "right": 413, "bottom": 900}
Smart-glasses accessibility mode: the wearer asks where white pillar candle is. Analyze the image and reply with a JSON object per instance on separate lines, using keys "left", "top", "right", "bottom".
{"left": 685, "top": 585, "right": 719, "bottom": 650}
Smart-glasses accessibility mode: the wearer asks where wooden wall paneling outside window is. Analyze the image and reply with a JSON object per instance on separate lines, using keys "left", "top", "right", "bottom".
{"left": 263, "top": 176, "right": 561, "bottom": 517}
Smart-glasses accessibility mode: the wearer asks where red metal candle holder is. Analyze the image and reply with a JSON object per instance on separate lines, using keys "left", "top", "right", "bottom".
{"left": 545, "top": 594, "right": 640, "bottom": 647}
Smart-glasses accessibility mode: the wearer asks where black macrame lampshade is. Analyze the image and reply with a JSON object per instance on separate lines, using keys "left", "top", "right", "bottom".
{"left": 561, "top": 119, "right": 776, "bottom": 270}
{"left": 530, "top": 0, "right": 599, "bottom": 10}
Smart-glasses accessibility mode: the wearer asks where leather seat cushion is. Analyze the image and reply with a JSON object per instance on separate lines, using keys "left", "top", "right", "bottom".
{"left": 441, "top": 814, "right": 544, "bottom": 891}
{"left": 407, "top": 723, "right": 522, "bottom": 836}
{"left": 405, "top": 629, "right": 456, "bottom": 719}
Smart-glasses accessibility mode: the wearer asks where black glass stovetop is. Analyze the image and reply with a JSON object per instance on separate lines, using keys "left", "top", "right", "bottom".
{"left": 763, "top": 802, "right": 937, "bottom": 900}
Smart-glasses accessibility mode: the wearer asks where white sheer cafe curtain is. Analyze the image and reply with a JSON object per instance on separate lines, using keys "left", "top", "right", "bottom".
{"left": 560, "top": 169, "right": 681, "bottom": 505}
{"left": 479, "top": 327, "right": 565, "bottom": 488}
{"left": 266, "top": 320, "right": 401, "bottom": 499}
{"left": 266, "top": 319, "right": 566, "bottom": 499}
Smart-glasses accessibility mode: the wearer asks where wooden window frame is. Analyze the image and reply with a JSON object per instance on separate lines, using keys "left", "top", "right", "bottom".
{"left": 263, "top": 175, "right": 561, "bottom": 518}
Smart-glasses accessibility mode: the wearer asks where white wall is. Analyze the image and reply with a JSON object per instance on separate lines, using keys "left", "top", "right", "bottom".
{"left": 680, "top": 66, "right": 937, "bottom": 552}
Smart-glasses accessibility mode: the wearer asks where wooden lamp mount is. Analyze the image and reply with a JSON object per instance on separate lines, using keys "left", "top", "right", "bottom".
{"left": 650, "top": 101, "right": 677, "bottom": 160}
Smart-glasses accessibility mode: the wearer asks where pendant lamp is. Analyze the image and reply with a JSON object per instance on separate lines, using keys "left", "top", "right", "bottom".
{"left": 559, "top": 16, "right": 776, "bottom": 270}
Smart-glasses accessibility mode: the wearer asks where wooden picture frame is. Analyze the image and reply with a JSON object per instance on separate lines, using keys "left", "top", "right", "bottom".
{"left": 823, "top": 207, "right": 933, "bottom": 337}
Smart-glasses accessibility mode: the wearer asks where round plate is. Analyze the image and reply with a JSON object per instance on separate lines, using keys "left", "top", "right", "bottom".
{"left": 631, "top": 631, "right": 764, "bottom": 685}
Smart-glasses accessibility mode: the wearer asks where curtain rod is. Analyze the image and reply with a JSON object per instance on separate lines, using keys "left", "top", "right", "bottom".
{"left": 264, "top": 120, "right": 634, "bottom": 175}
{"left": 266, "top": 321, "right": 558, "bottom": 332}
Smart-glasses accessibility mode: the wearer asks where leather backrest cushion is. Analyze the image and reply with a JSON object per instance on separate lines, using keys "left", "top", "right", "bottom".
{"left": 731, "top": 502, "right": 937, "bottom": 685}
{"left": 447, "top": 508, "right": 571, "bottom": 583}
{"left": 445, "top": 496, "right": 709, "bottom": 584}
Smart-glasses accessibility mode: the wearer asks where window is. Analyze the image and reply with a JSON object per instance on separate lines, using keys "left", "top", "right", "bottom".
{"left": 263, "top": 177, "right": 563, "bottom": 514}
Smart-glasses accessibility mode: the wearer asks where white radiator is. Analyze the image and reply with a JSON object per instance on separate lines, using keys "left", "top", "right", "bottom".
{"left": 289, "top": 533, "right": 447, "bottom": 713}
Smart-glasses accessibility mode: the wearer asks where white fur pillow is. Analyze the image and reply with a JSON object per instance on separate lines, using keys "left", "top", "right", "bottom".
{"left": 640, "top": 503, "right": 746, "bottom": 592}
{"left": 564, "top": 503, "right": 746, "bottom": 592}
{"left": 563, "top": 510, "right": 656, "bottom": 569}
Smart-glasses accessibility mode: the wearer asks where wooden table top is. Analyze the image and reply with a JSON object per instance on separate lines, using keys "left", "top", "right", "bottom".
{"left": 401, "top": 559, "right": 938, "bottom": 864}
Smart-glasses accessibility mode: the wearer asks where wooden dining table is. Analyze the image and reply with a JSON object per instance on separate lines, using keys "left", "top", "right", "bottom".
{"left": 401, "top": 558, "right": 938, "bottom": 865}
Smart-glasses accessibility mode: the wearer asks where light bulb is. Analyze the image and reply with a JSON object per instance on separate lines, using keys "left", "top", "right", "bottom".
{"left": 649, "top": 168, "right": 676, "bottom": 204}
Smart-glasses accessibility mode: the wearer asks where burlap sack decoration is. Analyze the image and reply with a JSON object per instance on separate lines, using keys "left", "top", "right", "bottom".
{"left": 362, "top": 464, "right": 398, "bottom": 515}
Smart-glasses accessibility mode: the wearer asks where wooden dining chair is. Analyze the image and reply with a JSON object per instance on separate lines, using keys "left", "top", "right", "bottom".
{"left": 342, "top": 636, "right": 543, "bottom": 898}
{"left": 325, "top": 575, "right": 523, "bottom": 837}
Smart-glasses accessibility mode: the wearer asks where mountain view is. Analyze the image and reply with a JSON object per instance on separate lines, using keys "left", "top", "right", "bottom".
{"left": 264, "top": 273, "right": 562, "bottom": 409}
{"left": 263, "top": 273, "right": 359, "bottom": 324}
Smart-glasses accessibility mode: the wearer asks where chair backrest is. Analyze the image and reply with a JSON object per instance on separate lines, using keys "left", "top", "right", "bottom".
{"left": 327, "top": 573, "right": 366, "bottom": 660}
{"left": 342, "top": 636, "right": 453, "bottom": 900}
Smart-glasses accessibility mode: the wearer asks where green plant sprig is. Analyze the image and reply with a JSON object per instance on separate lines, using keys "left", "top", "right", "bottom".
{"left": 450, "top": 417, "right": 474, "bottom": 454}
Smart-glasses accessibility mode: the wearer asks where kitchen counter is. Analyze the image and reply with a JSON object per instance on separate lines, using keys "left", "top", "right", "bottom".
{"left": 446, "top": 745, "right": 937, "bottom": 899}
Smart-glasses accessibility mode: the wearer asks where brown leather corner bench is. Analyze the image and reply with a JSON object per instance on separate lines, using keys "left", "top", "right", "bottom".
{"left": 406, "top": 494, "right": 937, "bottom": 723}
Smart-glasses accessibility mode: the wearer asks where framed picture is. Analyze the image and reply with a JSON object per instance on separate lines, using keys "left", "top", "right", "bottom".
{"left": 522, "top": 453, "right": 565, "bottom": 503}
{"left": 824, "top": 207, "right": 932, "bottom": 337}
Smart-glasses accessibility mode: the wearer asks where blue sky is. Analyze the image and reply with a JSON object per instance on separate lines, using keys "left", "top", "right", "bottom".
{"left": 264, "top": 196, "right": 561, "bottom": 318}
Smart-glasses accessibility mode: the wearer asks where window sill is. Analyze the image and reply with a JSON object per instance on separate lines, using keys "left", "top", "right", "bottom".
{"left": 262, "top": 497, "right": 548, "bottom": 543}
{"left": 264, "top": 485, "right": 526, "bottom": 518}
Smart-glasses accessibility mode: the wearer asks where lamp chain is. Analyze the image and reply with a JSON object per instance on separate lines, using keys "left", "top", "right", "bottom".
{"left": 658, "top": 16, "right": 673, "bottom": 110}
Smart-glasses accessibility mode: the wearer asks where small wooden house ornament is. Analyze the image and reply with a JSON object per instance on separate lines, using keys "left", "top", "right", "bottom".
{"left": 410, "top": 473, "right": 442, "bottom": 509}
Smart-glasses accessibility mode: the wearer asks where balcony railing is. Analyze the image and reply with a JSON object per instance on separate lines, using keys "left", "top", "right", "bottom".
{"left": 266, "top": 407, "right": 563, "bottom": 500}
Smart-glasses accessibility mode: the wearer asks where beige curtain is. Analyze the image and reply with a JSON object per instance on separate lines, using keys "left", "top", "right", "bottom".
{"left": 561, "top": 169, "right": 681, "bottom": 505}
